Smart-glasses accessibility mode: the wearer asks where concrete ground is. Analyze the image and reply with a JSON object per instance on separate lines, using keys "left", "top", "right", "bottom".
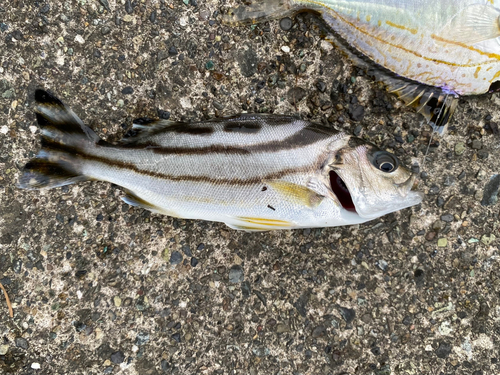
{"left": 0, "top": 1, "right": 499, "bottom": 374}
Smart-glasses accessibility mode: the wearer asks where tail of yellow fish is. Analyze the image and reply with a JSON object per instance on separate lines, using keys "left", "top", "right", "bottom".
{"left": 222, "top": 0, "right": 297, "bottom": 26}
{"left": 18, "top": 90, "right": 98, "bottom": 190}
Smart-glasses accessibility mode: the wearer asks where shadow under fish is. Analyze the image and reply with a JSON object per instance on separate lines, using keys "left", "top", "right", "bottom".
{"left": 223, "top": 0, "right": 500, "bottom": 133}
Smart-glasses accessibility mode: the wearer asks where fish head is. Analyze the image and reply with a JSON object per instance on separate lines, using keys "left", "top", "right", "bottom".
{"left": 327, "top": 137, "right": 423, "bottom": 219}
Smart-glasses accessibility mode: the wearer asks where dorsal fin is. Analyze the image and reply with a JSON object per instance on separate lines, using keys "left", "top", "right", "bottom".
{"left": 121, "top": 118, "right": 198, "bottom": 144}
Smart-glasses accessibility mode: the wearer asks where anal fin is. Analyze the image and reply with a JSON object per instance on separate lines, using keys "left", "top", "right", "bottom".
{"left": 225, "top": 223, "right": 268, "bottom": 232}
{"left": 122, "top": 190, "right": 179, "bottom": 217}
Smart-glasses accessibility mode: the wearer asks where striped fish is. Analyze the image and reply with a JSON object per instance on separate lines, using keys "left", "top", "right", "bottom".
{"left": 18, "top": 90, "right": 422, "bottom": 231}
{"left": 223, "top": 0, "right": 500, "bottom": 131}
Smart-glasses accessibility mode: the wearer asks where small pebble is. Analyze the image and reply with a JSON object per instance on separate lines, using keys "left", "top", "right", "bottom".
{"left": 377, "top": 259, "right": 388, "bottom": 271}
{"left": 454, "top": 142, "right": 465, "bottom": 155}
{"left": 279, "top": 17, "right": 293, "bottom": 31}
{"left": 170, "top": 251, "right": 183, "bottom": 265}
{"left": 110, "top": 351, "right": 125, "bottom": 364}
{"left": 74, "top": 35, "right": 85, "bottom": 44}
{"left": 471, "top": 140, "right": 482, "bottom": 150}
{"left": 338, "top": 306, "right": 355, "bottom": 324}
{"left": 125, "top": 0, "right": 133, "bottom": 14}
{"left": 440, "top": 214, "right": 454, "bottom": 223}
{"left": 168, "top": 46, "right": 178, "bottom": 56}
{"left": 316, "top": 80, "right": 326, "bottom": 93}
{"left": 121, "top": 86, "right": 134, "bottom": 95}
{"left": 228, "top": 265, "right": 244, "bottom": 283}
{"left": 281, "top": 45, "right": 290, "bottom": 53}
{"left": 437, "top": 238, "right": 448, "bottom": 247}
{"left": 436, "top": 341, "right": 452, "bottom": 358}
{"left": 481, "top": 234, "right": 496, "bottom": 246}
{"left": 481, "top": 174, "right": 500, "bottom": 206}
{"left": 15, "top": 337, "right": 28, "bottom": 350}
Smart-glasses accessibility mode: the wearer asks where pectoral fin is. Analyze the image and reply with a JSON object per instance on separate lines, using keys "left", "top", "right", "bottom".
{"left": 438, "top": 4, "right": 500, "bottom": 45}
{"left": 265, "top": 179, "right": 324, "bottom": 208}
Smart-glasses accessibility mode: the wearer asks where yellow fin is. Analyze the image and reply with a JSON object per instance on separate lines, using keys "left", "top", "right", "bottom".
{"left": 237, "top": 217, "right": 293, "bottom": 227}
{"left": 264, "top": 180, "right": 324, "bottom": 208}
{"left": 438, "top": 4, "right": 500, "bottom": 45}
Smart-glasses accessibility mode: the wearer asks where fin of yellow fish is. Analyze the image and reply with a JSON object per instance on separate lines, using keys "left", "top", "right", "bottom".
{"left": 222, "top": 0, "right": 298, "bottom": 26}
{"left": 438, "top": 4, "right": 500, "bottom": 45}
{"left": 384, "top": 78, "right": 458, "bottom": 134}
{"left": 264, "top": 180, "right": 324, "bottom": 208}
{"left": 322, "top": 32, "right": 458, "bottom": 133}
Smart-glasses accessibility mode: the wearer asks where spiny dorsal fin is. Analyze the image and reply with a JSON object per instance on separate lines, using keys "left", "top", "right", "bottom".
{"left": 121, "top": 118, "right": 202, "bottom": 144}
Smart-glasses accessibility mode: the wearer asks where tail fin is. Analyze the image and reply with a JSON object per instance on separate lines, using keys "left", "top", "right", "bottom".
{"left": 222, "top": 0, "right": 296, "bottom": 26}
{"left": 18, "top": 90, "right": 100, "bottom": 190}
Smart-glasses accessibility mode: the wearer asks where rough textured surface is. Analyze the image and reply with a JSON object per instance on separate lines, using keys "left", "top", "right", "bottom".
{"left": 1, "top": 1, "right": 499, "bottom": 374}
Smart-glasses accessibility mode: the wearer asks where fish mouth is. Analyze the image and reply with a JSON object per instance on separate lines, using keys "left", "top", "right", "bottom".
{"left": 329, "top": 171, "right": 356, "bottom": 213}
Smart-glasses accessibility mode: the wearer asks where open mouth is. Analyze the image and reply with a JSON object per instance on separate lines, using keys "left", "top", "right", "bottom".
{"left": 329, "top": 171, "right": 356, "bottom": 212}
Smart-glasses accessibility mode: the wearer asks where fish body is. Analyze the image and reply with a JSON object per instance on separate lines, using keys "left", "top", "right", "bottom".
{"left": 224, "top": 0, "right": 500, "bottom": 129}
{"left": 19, "top": 90, "right": 422, "bottom": 231}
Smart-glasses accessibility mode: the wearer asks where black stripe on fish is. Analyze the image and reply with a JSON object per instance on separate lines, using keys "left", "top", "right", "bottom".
{"left": 123, "top": 119, "right": 215, "bottom": 143}
{"left": 125, "top": 114, "right": 308, "bottom": 145}
{"left": 124, "top": 122, "right": 214, "bottom": 140}
{"left": 133, "top": 117, "right": 156, "bottom": 125}
{"left": 224, "top": 123, "right": 261, "bottom": 133}
{"left": 123, "top": 125, "right": 335, "bottom": 156}
{"left": 166, "top": 124, "right": 214, "bottom": 135}
{"left": 47, "top": 142, "right": 321, "bottom": 185}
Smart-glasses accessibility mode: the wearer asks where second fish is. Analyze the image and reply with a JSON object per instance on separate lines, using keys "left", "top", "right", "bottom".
{"left": 224, "top": 0, "right": 500, "bottom": 131}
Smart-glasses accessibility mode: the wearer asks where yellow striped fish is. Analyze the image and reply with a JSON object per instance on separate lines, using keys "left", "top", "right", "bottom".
{"left": 223, "top": 0, "right": 500, "bottom": 131}
{"left": 18, "top": 90, "right": 422, "bottom": 231}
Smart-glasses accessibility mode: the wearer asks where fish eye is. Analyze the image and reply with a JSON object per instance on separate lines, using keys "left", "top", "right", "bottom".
{"left": 372, "top": 151, "right": 399, "bottom": 173}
